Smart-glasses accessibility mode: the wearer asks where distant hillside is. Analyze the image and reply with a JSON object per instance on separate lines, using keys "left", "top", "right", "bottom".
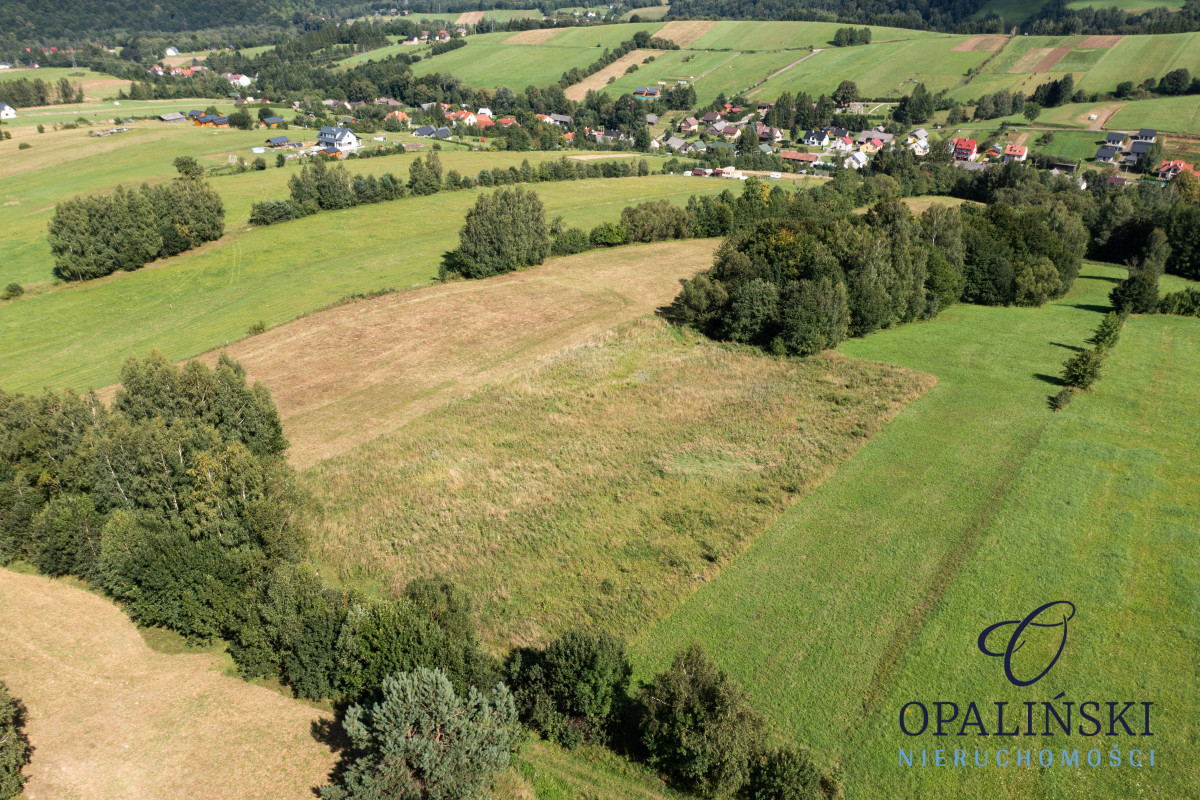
{"left": 0, "top": 0, "right": 313, "bottom": 38}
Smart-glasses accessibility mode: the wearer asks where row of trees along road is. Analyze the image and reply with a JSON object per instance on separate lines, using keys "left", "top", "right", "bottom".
{"left": 47, "top": 157, "right": 224, "bottom": 281}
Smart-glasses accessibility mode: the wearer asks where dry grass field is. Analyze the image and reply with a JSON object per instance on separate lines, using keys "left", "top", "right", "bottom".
{"left": 565, "top": 50, "right": 665, "bottom": 101}
{"left": 455, "top": 10, "right": 487, "bottom": 24}
{"left": 653, "top": 20, "right": 716, "bottom": 47}
{"left": 209, "top": 240, "right": 722, "bottom": 468}
{"left": 504, "top": 27, "right": 565, "bottom": 45}
{"left": 0, "top": 568, "right": 337, "bottom": 800}
{"left": 305, "top": 316, "right": 934, "bottom": 650}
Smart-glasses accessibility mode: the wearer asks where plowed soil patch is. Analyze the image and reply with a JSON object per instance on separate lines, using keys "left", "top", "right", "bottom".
{"left": 455, "top": 10, "right": 486, "bottom": 24}
{"left": 1078, "top": 35, "right": 1123, "bottom": 48}
{"left": 1010, "top": 47, "right": 1051, "bottom": 73}
{"left": 1033, "top": 46, "right": 1072, "bottom": 72}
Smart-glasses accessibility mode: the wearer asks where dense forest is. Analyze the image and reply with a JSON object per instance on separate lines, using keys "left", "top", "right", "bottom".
{"left": 0, "top": 0, "right": 318, "bottom": 39}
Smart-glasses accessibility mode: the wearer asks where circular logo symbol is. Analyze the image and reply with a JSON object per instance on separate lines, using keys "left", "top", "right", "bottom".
{"left": 977, "top": 601, "right": 1076, "bottom": 687}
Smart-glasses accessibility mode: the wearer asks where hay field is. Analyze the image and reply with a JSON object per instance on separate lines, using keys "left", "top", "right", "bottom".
{"left": 306, "top": 314, "right": 933, "bottom": 650}
{"left": 208, "top": 240, "right": 723, "bottom": 468}
{"left": 565, "top": 49, "right": 665, "bottom": 100}
{"left": 0, "top": 568, "right": 336, "bottom": 800}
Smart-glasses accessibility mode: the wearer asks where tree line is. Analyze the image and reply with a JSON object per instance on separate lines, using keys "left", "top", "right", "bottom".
{"left": 249, "top": 152, "right": 656, "bottom": 227}
{"left": 47, "top": 166, "right": 224, "bottom": 282}
{"left": 0, "top": 682, "right": 28, "bottom": 800}
{"left": 0, "top": 76, "right": 83, "bottom": 107}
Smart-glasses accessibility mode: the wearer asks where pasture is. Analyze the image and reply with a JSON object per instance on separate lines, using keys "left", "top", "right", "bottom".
{"left": 0, "top": 568, "right": 337, "bottom": 799}
{"left": 0, "top": 65, "right": 133, "bottom": 102}
{"left": 1109, "top": 94, "right": 1200, "bottom": 134}
{"left": 0, "top": 121, "right": 726, "bottom": 394}
{"left": 303, "top": 314, "right": 932, "bottom": 649}
{"left": 414, "top": 39, "right": 602, "bottom": 88}
{"left": 630, "top": 264, "right": 1200, "bottom": 798}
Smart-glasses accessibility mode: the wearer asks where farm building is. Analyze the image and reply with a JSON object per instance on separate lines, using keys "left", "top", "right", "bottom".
{"left": 781, "top": 151, "right": 818, "bottom": 165}
{"left": 0, "top": 102, "right": 15, "bottom": 119}
{"left": 261, "top": 116, "right": 284, "bottom": 127}
{"left": 158, "top": 112, "right": 186, "bottom": 122}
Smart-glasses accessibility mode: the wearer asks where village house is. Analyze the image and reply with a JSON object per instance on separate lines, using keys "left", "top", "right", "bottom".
{"left": 951, "top": 137, "right": 977, "bottom": 160}
{"left": 385, "top": 110, "right": 411, "bottom": 126}
{"left": 265, "top": 135, "right": 297, "bottom": 149}
{"left": 679, "top": 116, "right": 699, "bottom": 135}
{"left": 1134, "top": 128, "right": 1157, "bottom": 143}
{"left": 1157, "top": 160, "right": 1198, "bottom": 180}
{"left": 475, "top": 114, "right": 494, "bottom": 129}
{"left": 1003, "top": 144, "right": 1027, "bottom": 163}
{"left": 157, "top": 111, "right": 187, "bottom": 123}
{"left": 909, "top": 137, "right": 929, "bottom": 157}
{"left": 646, "top": 114, "right": 659, "bottom": 125}
{"left": 665, "top": 136, "right": 688, "bottom": 152}
{"left": 549, "top": 113, "right": 573, "bottom": 127}
{"left": 261, "top": 116, "right": 284, "bottom": 128}
{"left": 376, "top": 97, "right": 402, "bottom": 107}
{"left": 701, "top": 111, "right": 722, "bottom": 124}
{"left": 830, "top": 134, "right": 854, "bottom": 153}
{"left": 859, "top": 137, "right": 885, "bottom": 155}
{"left": 1095, "top": 145, "right": 1119, "bottom": 163}
{"left": 316, "top": 125, "right": 360, "bottom": 155}
{"left": 1105, "top": 132, "right": 1125, "bottom": 147}
{"left": 755, "top": 122, "right": 783, "bottom": 143}
{"left": 845, "top": 151, "right": 869, "bottom": 170}
{"left": 803, "top": 130, "right": 829, "bottom": 147}
{"left": 1128, "top": 139, "right": 1153, "bottom": 166}
{"left": 780, "top": 150, "right": 818, "bottom": 167}
{"left": 165, "top": 46, "right": 180, "bottom": 56}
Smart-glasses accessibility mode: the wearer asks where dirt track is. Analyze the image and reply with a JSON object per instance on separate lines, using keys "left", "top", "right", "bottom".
{"left": 0, "top": 569, "right": 336, "bottom": 800}
{"left": 206, "top": 240, "right": 720, "bottom": 468}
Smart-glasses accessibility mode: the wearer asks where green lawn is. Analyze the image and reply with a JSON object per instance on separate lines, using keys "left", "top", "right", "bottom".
{"left": 1034, "top": 128, "right": 1110, "bottom": 161}
{"left": 413, "top": 40, "right": 602, "bottom": 88}
{"left": 631, "top": 264, "right": 1200, "bottom": 798}
{"left": 1110, "top": 95, "right": 1200, "bottom": 135}
{"left": 0, "top": 164, "right": 725, "bottom": 394}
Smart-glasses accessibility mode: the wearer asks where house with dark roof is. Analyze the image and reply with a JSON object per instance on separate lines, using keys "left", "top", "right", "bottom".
{"left": 316, "top": 126, "right": 360, "bottom": 154}
{"left": 413, "top": 125, "right": 436, "bottom": 137}
{"left": 1105, "top": 132, "right": 1125, "bottom": 147}
{"left": 261, "top": 115, "right": 284, "bottom": 127}
{"left": 434, "top": 126, "right": 452, "bottom": 139}
{"left": 158, "top": 111, "right": 186, "bottom": 123}
{"left": 1095, "top": 146, "right": 1118, "bottom": 163}
{"left": 265, "top": 135, "right": 294, "bottom": 148}
{"left": 803, "top": 130, "right": 829, "bottom": 147}
{"left": 549, "top": 113, "right": 573, "bottom": 127}
{"left": 1128, "top": 140, "right": 1153, "bottom": 164}
{"left": 1135, "top": 129, "right": 1157, "bottom": 142}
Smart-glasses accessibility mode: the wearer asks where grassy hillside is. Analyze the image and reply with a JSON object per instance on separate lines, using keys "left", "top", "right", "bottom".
{"left": 304, "top": 315, "right": 932, "bottom": 649}
{"left": 0, "top": 567, "right": 337, "bottom": 799}
{"left": 0, "top": 119, "right": 726, "bottom": 393}
{"left": 630, "top": 264, "right": 1200, "bottom": 797}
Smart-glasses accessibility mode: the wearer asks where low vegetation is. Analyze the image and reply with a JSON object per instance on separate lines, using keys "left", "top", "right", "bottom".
{"left": 0, "top": 682, "right": 29, "bottom": 800}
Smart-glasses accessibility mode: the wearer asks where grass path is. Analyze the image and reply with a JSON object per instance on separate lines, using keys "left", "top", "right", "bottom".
{"left": 0, "top": 568, "right": 336, "bottom": 800}
{"left": 628, "top": 267, "right": 1123, "bottom": 760}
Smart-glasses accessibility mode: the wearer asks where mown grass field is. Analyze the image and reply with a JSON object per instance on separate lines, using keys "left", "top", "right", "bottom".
{"left": 1109, "top": 95, "right": 1200, "bottom": 134}
{"left": 630, "top": 264, "right": 1200, "bottom": 798}
{"left": 0, "top": 567, "right": 337, "bottom": 799}
{"left": 0, "top": 121, "right": 724, "bottom": 394}
{"left": 414, "top": 38, "right": 603, "bottom": 87}
{"left": 304, "top": 316, "right": 932, "bottom": 650}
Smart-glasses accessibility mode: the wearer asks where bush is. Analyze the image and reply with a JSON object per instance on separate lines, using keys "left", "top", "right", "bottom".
{"left": 1014, "top": 257, "right": 1062, "bottom": 307}
{"left": 589, "top": 221, "right": 630, "bottom": 247}
{"left": 36, "top": 124, "right": 44, "bottom": 133}
{"left": 505, "top": 630, "right": 632, "bottom": 748}
{"left": 1109, "top": 268, "right": 1159, "bottom": 314}
{"left": 0, "top": 683, "right": 29, "bottom": 800}
{"left": 251, "top": 156, "right": 267, "bottom": 171}
{"left": 247, "top": 320, "right": 267, "bottom": 335}
{"left": 620, "top": 199, "right": 692, "bottom": 243}
{"left": 551, "top": 227, "right": 590, "bottom": 256}
{"left": 1049, "top": 387, "right": 1075, "bottom": 411}
{"left": 1061, "top": 347, "right": 1103, "bottom": 389}
{"left": 748, "top": 746, "right": 821, "bottom": 800}
{"left": 17, "top": 142, "right": 30, "bottom": 150}
{"left": 0, "top": 283, "right": 22, "bottom": 301}
{"left": 1157, "top": 287, "right": 1200, "bottom": 317}
{"left": 636, "top": 644, "right": 765, "bottom": 796}
{"left": 248, "top": 199, "right": 299, "bottom": 226}
{"left": 319, "top": 668, "right": 519, "bottom": 800}
{"left": 441, "top": 187, "right": 550, "bottom": 279}
{"left": 1090, "top": 311, "right": 1126, "bottom": 351}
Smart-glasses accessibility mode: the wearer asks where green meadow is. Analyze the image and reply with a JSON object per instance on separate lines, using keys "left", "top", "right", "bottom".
{"left": 1110, "top": 95, "right": 1200, "bottom": 134}
{"left": 1075, "top": 33, "right": 1200, "bottom": 93}
{"left": 629, "top": 264, "right": 1200, "bottom": 798}
{"left": 414, "top": 39, "right": 602, "bottom": 88}
{"left": 686, "top": 20, "right": 944, "bottom": 51}
{"left": 0, "top": 127, "right": 724, "bottom": 393}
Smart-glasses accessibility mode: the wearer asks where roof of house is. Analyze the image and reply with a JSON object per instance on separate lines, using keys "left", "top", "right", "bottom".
{"left": 1130, "top": 140, "right": 1152, "bottom": 154}
{"left": 869, "top": 137, "right": 883, "bottom": 147}
{"left": 666, "top": 136, "right": 687, "bottom": 149}
{"left": 434, "top": 126, "right": 452, "bottom": 138}
{"left": 1004, "top": 144, "right": 1027, "bottom": 157}
{"left": 266, "top": 135, "right": 290, "bottom": 144}
{"left": 702, "top": 112, "right": 721, "bottom": 122}
{"left": 212, "top": 116, "right": 229, "bottom": 125}
{"left": 263, "top": 116, "right": 283, "bottom": 124}
{"left": 953, "top": 138, "right": 977, "bottom": 149}
{"left": 1106, "top": 132, "right": 1125, "bottom": 143}
{"left": 188, "top": 109, "right": 203, "bottom": 116}
{"left": 1096, "top": 146, "right": 1118, "bottom": 159}
{"left": 849, "top": 151, "right": 869, "bottom": 163}
{"left": 1138, "top": 128, "right": 1157, "bottom": 138}
{"left": 781, "top": 151, "right": 818, "bottom": 162}
{"left": 158, "top": 112, "right": 186, "bottom": 121}
{"left": 414, "top": 125, "right": 435, "bottom": 135}
{"left": 1158, "top": 159, "right": 1196, "bottom": 174}
{"left": 646, "top": 114, "right": 658, "bottom": 124}
{"left": 805, "top": 129, "right": 826, "bottom": 139}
